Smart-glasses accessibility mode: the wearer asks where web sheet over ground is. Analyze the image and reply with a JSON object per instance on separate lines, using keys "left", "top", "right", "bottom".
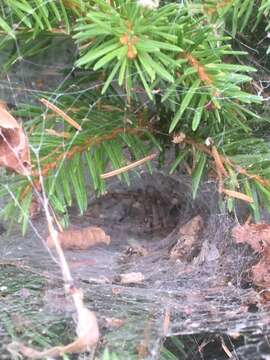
{"left": 1, "top": 173, "right": 270, "bottom": 359}
{"left": 0, "top": 10, "right": 269, "bottom": 358}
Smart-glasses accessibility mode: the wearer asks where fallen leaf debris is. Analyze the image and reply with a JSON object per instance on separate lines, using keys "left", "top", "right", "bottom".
{"left": 47, "top": 226, "right": 111, "bottom": 250}
{"left": 0, "top": 101, "right": 31, "bottom": 175}
{"left": 232, "top": 222, "right": 270, "bottom": 288}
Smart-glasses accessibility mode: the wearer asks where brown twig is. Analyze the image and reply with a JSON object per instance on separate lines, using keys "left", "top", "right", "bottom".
{"left": 100, "top": 153, "right": 157, "bottom": 179}
{"left": 221, "top": 188, "right": 253, "bottom": 203}
{"left": 40, "top": 98, "right": 82, "bottom": 131}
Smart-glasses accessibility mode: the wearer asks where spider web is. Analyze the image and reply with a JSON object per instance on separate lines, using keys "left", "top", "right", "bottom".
{"left": 0, "top": 2, "right": 270, "bottom": 360}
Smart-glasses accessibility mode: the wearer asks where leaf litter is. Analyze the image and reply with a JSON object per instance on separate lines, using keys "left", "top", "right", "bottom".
{"left": 232, "top": 221, "right": 270, "bottom": 289}
{"left": 47, "top": 226, "right": 111, "bottom": 250}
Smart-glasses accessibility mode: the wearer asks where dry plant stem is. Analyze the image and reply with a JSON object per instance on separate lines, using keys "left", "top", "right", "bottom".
{"left": 221, "top": 188, "right": 253, "bottom": 203}
{"left": 46, "top": 213, "right": 73, "bottom": 285}
{"left": 7, "top": 177, "right": 99, "bottom": 358}
{"left": 220, "top": 336, "right": 233, "bottom": 358}
{"left": 162, "top": 307, "right": 171, "bottom": 337}
{"left": 100, "top": 152, "right": 157, "bottom": 179}
{"left": 45, "top": 128, "right": 70, "bottom": 138}
{"left": 40, "top": 98, "right": 82, "bottom": 131}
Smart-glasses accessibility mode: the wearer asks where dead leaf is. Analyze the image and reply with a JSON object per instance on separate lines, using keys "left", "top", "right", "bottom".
{"left": 251, "top": 260, "right": 270, "bottom": 285}
{"left": 231, "top": 222, "right": 270, "bottom": 253}
{"left": 0, "top": 102, "right": 31, "bottom": 175}
{"left": 63, "top": 0, "right": 81, "bottom": 10}
{"left": 259, "top": 289, "right": 270, "bottom": 304}
{"left": 47, "top": 226, "right": 110, "bottom": 250}
{"left": 0, "top": 101, "right": 19, "bottom": 129}
{"left": 232, "top": 222, "right": 270, "bottom": 287}
{"left": 117, "top": 272, "right": 145, "bottom": 284}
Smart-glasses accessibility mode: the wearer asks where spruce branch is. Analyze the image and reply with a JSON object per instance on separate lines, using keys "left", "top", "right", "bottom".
{"left": 0, "top": 0, "right": 269, "bottom": 227}
{"left": 32, "top": 125, "right": 149, "bottom": 177}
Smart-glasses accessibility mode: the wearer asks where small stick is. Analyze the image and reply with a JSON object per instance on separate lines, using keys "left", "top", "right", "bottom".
{"left": 162, "top": 307, "right": 171, "bottom": 337}
{"left": 100, "top": 153, "right": 157, "bottom": 179}
{"left": 40, "top": 98, "right": 82, "bottom": 131}
{"left": 220, "top": 336, "right": 233, "bottom": 358}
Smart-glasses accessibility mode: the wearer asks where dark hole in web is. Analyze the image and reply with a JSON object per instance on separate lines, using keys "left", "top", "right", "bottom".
{"left": 247, "top": 303, "right": 259, "bottom": 313}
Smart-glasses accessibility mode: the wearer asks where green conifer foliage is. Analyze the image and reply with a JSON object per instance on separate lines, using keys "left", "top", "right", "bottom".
{"left": 0, "top": 0, "right": 269, "bottom": 230}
